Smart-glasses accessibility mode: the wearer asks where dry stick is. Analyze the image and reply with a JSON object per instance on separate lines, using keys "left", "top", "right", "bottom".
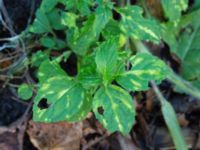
{"left": 16, "top": 100, "right": 33, "bottom": 150}
{"left": 0, "top": 53, "right": 21, "bottom": 63}
{"left": 82, "top": 133, "right": 111, "bottom": 150}
{"left": 27, "top": 0, "right": 36, "bottom": 26}
{"left": 0, "top": 0, "right": 16, "bottom": 37}
{"left": 17, "top": 71, "right": 36, "bottom": 150}
{"left": 11, "top": 96, "right": 29, "bottom": 106}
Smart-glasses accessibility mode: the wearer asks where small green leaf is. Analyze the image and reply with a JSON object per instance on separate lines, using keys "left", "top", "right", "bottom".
{"left": 95, "top": 38, "right": 118, "bottom": 84}
{"left": 61, "top": 12, "right": 77, "bottom": 28}
{"left": 161, "top": 0, "right": 188, "bottom": 22}
{"left": 40, "top": 37, "right": 56, "bottom": 48}
{"left": 117, "top": 53, "right": 168, "bottom": 91}
{"left": 118, "top": 6, "right": 161, "bottom": 43}
{"left": 18, "top": 84, "right": 33, "bottom": 100}
{"left": 93, "top": 85, "right": 135, "bottom": 134}
{"left": 78, "top": 54, "right": 101, "bottom": 89}
{"left": 161, "top": 100, "right": 188, "bottom": 150}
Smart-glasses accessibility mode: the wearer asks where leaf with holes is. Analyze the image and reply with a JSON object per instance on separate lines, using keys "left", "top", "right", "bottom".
{"left": 33, "top": 60, "right": 92, "bottom": 122}
{"left": 118, "top": 6, "right": 161, "bottom": 43}
{"left": 116, "top": 53, "right": 168, "bottom": 91}
{"left": 93, "top": 85, "right": 135, "bottom": 134}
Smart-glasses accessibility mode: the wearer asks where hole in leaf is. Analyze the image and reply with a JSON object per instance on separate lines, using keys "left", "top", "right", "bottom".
{"left": 112, "top": 80, "right": 120, "bottom": 86}
{"left": 60, "top": 52, "right": 78, "bottom": 76}
{"left": 161, "top": 42, "right": 180, "bottom": 72}
{"left": 56, "top": 3, "right": 65, "bottom": 10}
{"left": 37, "top": 98, "right": 50, "bottom": 110}
{"left": 189, "top": 0, "right": 194, "bottom": 6}
{"left": 90, "top": 3, "right": 98, "bottom": 12}
{"left": 54, "top": 30, "right": 66, "bottom": 39}
{"left": 98, "top": 33, "right": 104, "bottom": 42}
{"left": 97, "top": 106, "right": 104, "bottom": 115}
{"left": 112, "top": 9, "right": 121, "bottom": 21}
{"left": 130, "top": 0, "right": 137, "bottom": 5}
{"left": 85, "top": 132, "right": 101, "bottom": 141}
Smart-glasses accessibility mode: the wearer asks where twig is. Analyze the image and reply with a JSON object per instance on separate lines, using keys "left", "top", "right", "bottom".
{"left": 0, "top": 0, "right": 16, "bottom": 36}
{"left": 82, "top": 133, "right": 111, "bottom": 150}
{"left": 0, "top": 44, "right": 16, "bottom": 51}
{"left": 0, "top": 35, "right": 20, "bottom": 41}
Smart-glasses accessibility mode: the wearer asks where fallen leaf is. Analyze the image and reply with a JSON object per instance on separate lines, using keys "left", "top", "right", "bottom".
{"left": 27, "top": 121, "right": 82, "bottom": 150}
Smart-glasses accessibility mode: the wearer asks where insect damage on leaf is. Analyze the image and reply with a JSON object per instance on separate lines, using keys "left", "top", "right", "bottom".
{"left": 27, "top": 0, "right": 171, "bottom": 135}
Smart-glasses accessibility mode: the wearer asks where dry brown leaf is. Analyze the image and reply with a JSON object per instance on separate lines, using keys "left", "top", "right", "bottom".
{"left": 0, "top": 131, "right": 19, "bottom": 150}
{"left": 146, "top": 0, "right": 164, "bottom": 20}
{"left": 27, "top": 121, "right": 83, "bottom": 150}
{"left": 0, "top": 53, "right": 12, "bottom": 69}
{"left": 177, "top": 114, "right": 189, "bottom": 127}
{"left": 145, "top": 89, "right": 155, "bottom": 112}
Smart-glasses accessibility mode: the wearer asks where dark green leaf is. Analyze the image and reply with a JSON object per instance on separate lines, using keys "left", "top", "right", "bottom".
{"left": 40, "top": 37, "right": 56, "bottom": 48}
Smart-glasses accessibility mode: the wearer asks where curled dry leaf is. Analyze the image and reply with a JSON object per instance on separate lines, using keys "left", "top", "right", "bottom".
{"left": 27, "top": 121, "right": 83, "bottom": 150}
{"left": 177, "top": 113, "right": 189, "bottom": 127}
